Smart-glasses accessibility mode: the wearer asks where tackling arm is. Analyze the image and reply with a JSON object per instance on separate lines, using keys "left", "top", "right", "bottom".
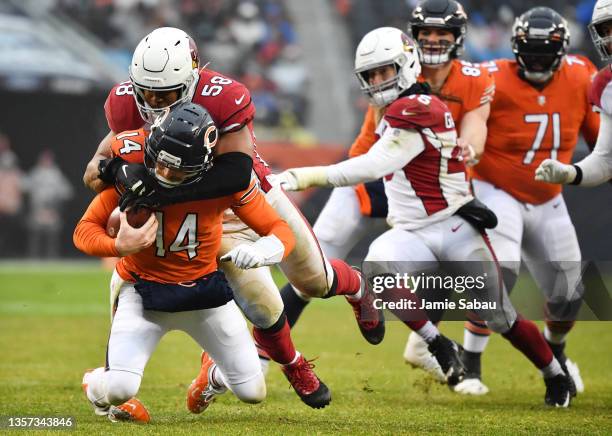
{"left": 83, "top": 130, "right": 115, "bottom": 192}
{"left": 155, "top": 126, "right": 253, "bottom": 205}
{"left": 278, "top": 127, "right": 425, "bottom": 191}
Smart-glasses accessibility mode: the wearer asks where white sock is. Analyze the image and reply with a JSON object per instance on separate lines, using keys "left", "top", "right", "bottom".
{"left": 544, "top": 326, "right": 567, "bottom": 344}
{"left": 345, "top": 278, "right": 363, "bottom": 301}
{"left": 463, "top": 329, "right": 491, "bottom": 353}
{"left": 540, "top": 357, "right": 564, "bottom": 379}
{"left": 84, "top": 367, "right": 109, "bottom": 408}
{"left": 211, "top": 365, "right": 228, "bottom": 390}
{"left": 416, "top": 321, "right": 440, "bottom": 344}
{"left": 285, "top": 351, "right": 301, "bottom": 366}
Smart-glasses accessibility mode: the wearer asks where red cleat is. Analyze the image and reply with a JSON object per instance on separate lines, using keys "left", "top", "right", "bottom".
{"left": 345, "top": 269, "right": 385, "bottom": 345}
{"left": 281, "top": 355, "right": 331, "bottom": 409}
{"left": 186, "top": 352, "right": 227, "bottom": 414}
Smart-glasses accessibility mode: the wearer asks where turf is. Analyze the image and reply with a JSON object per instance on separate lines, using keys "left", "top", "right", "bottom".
{"left": 0, "top": 263, "right": 610, "bottom": 435}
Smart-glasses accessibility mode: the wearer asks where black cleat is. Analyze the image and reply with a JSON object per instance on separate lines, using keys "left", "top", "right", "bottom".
{"left": 281, "top": 355, "right": 331, "bottom": 409}
{"left": 345, "top": 268, "right": 385, "bottom": 345}
{"left": 428, "top": 335, "right": 465, "bottom": 387}
{"left": 544, "top": 373, "right": 572, "bottom": 407}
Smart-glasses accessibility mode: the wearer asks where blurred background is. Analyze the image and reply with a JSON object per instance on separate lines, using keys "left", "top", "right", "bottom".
{"left": 0, "top": 0, "right": 609, "bottom": 261}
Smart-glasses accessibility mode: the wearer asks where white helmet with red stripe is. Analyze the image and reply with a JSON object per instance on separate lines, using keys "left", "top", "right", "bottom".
{"left": 129, "top": 27, "right": 200, "bottom": 124}
{"left": 355, "top": 27, "right": 422, "bottom": 107}
{"left": 589, "top": 0, "right": 612, "bottom": 62}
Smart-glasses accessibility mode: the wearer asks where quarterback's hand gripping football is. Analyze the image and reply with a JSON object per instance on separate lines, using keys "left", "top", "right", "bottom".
{"left": 220, "top": 235, "right": 285, "bottom": 269}
{"left": 535, "top": 159, "right": 577, "bottom": 184}
{"left": 114, "top": 211, "right": 158, "bottom": 256}
{"left": 274, "top": 167, "right": 329, "bottom": 191}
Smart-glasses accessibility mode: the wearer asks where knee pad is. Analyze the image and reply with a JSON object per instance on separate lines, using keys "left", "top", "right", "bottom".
{"left": 104, "top": 370, "right": 141, "bottom": 406}
{"left": 232, "top": 375, "right": 266, "bottom": 404}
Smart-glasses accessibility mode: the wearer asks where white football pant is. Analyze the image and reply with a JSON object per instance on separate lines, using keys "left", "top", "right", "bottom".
{"left": 472, "top": 179, "right": 583, "bottom": 314}
{"left": 365, "top": 215, "right": 517, "bottom": 333}
{"left": 96, "top": 271, "right": 265, "bottom": 406}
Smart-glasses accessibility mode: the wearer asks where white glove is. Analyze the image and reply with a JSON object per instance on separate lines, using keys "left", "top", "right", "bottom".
{"left": 273, "top": 167, "right": 329, "bottom": 191}
{"left": 220, "top": 235, "right": 285, "bottom": 269}
{"left": 535, "top": 159, "right": 577, "bottom": 184}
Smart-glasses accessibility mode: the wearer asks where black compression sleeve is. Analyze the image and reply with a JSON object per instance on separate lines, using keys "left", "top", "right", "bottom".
{"left": 164, "top": 152, "right": 253, "bottom": 204}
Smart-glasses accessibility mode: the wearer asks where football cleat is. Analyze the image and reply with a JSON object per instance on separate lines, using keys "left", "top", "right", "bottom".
{"left": 544, "top": 373, "right": 572, "bottom": 407}
{"left": 107, "top": 398, "right": 150, "bottom": 423}
{"left": 427, "top": 335, "right": 465, "bottom": 387}
{"left": 345, "top": 268, "right": 385, "bottom": 345}
{"left": 565, "top": 359, "right": 584, "bottom": 394}
{"left": 186, "top": 351, "right": 227, "bottom": 414}
{"left": 453, "top": 377, "right": 490, "bottom": 396}
{"left": 281, "top": 355, "right": 331, "bottom": 409}
{"left": 403, "top": 332, "right": 446, "bottom": 382}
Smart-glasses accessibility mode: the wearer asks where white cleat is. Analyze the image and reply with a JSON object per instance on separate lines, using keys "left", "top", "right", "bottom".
{"left": 565, "top": 359, "right": 584, "bottom": 394}
{"left": 453, "top": 377, "right": 490, "bottom": 396}
{"left": 403, "top": 331, "right": 446, "bottom": 382}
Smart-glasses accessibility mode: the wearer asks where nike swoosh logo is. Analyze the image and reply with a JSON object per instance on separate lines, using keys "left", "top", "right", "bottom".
{"left": 235, "top": 94, "right": 245, "bottom": 105}
{"left": 552, "top": 202, "right": 561, "bottom": 209}
{"left": 123, "top": 402, "right": 137, "bottom": 411}
{"left": 402, "top": 109, "right": 416, "bottom": 116}
{"left": 451, "top": 223, "right": 463, "bottom": 232}
{"left": 121, "top": 165, "right": 129, "bottom": 178}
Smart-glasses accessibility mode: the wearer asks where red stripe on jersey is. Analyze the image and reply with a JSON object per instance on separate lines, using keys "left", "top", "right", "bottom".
{"left": 589, "top": 65, "right": 612, "bottom": 110}
{"left": 403, "top": 141, "right": 448, "bottom": 215}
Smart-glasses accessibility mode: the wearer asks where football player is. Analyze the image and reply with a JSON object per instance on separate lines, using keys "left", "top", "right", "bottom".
{"left": 454, "top": 7, "right": 598, "bottom": 396}
{"left": 76, "top": 103, "right": 294, "bottom": 422}
{"left": 278, "top": 27, "right": 574, "bottom": 407}
{"left": 536, "top": 0, "right": 612, "bottom": 185}
{"left": 281, "top": 0, "right": 494, "bottom": 380}
{"left": 83, "top": 27, "right": 381, "bottom": 409}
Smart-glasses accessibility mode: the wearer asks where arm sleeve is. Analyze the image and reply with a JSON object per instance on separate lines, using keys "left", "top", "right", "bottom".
{"left": 163, "top": 152, "right": 253, "bottom": 204}
{"left": 73, "top": 189, "right": 120, "bottom": 257}
{"left": 327, "top": 127, "right": 425, "bottom": 187}
{"left": 232, "top": 190, "right": 295, "bottom": 259}
{"left": 575, "top": 110, "right": 612, "bottom": 186}
{"left": 348, "top": 106, "right": 379, "bottom": 158}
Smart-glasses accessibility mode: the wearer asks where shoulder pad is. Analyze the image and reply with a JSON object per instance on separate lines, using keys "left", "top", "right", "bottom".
{"left": 589, "top": 66, "right": 612, "bottom": 114}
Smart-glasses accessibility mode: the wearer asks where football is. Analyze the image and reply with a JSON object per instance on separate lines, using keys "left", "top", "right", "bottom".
{"left": 106, "top": 206, "right": 153, "bottom": 238}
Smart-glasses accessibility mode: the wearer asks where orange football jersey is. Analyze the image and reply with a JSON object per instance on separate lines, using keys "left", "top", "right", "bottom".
{"left": 349, "top": 59, "right": 494, "bottom": 158}
{"left": 472, "top": 56, "right": 599, "bottom": 204}
{"left": 74, "top": 131, "right": 294, "bottom": 284}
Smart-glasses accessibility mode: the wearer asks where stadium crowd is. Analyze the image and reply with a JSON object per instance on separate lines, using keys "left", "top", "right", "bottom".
{"left": 50, "top": 0, "right": 308, "bottom": 128}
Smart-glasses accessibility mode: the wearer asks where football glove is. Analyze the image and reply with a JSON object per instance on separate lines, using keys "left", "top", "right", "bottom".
{"left": 97, "top": 156, "right": 126, "bottom": 184}
{"left": 220, "top": 235, "right": 285, "bottom": 269}
{"left": 535, "top": 159, "right": 577, "bottom": 184}
{"left": 114, "top": 163, "right": 157, "bottom": 211}
{"left": 273, "top": 167, "right": 329, "bottom": 191}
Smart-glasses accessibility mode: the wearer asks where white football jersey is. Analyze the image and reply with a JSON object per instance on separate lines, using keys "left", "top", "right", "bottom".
{"left": 378, "top": 94, "right": 472, "bottom": 230}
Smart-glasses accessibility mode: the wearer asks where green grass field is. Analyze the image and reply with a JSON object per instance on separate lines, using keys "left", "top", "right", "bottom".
{"left": 0, "top": 262, "right": 611, "bottom": 435}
